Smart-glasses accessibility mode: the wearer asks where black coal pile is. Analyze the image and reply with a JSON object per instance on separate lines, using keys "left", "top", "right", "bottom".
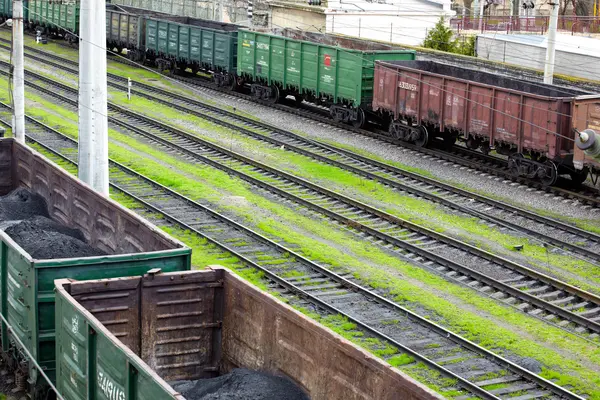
{"left": 171, "top": 368, "right": 310, "bottom": 400}
{"left": 0, "top": 187, "right": 49, "bottom": 221}
{"left": 1, "top": 188, "right": 107, "bottom": 260}
{"left": 4, "top": 216, "right": 107, "bottom": 259}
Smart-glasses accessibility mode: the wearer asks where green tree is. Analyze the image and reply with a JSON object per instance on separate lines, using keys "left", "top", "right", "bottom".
{"left": 456, "top": 35, "right": 476, "bottom": 56}
{"left": 422, "top": 16, "right": 457, "bottom": 52}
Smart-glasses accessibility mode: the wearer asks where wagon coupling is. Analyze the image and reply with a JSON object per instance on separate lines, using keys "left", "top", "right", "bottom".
{"left": 577, "top": 129, "right": 600, "bottom": 161}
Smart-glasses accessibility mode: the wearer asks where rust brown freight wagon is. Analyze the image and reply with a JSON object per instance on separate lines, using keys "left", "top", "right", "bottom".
{"left": 372, "top": 60, "right": 600, "bottom": 186}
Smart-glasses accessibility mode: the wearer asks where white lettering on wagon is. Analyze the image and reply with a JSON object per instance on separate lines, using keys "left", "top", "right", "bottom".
{"left": 398, "top": 81, "right": 417, "bottom": 91}
{"left": 98, "top": 369, "right": 126, "bottom": 400}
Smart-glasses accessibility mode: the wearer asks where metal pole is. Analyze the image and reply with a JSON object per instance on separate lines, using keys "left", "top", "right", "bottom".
{"left": 479, "top": 0, "right": 485, "bottom": 31}
{"left": 12, "top": 0, "right": 25, "bottom": 144}
{"left": 544, "top": 1, "right": 559, "bottom": 84}
{"left": 78, "top": 0, "right": 109, "bottom": 195}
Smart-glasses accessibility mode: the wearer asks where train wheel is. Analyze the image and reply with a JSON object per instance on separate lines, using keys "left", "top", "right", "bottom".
{"left": 229, "top": 74, "right": 242, "bottom": 92}
{"left": 508, "top": 153, "right": 523, "bottom": 179}
{"left": 540, "top": 160, "right": 558, "bottom": 187}
{"left": 570, "top": 168, "right": 589, "bottom": 186}
{"left": 330, "top": 108, "right": 342, "bottom": 123}
{"left": 414, "top": 126, "right": 429, "bottom": 147}
{"left": 268, "top": 85, "right": 280, "bottom": 104}
{"left": 352, "top": 108, "right": 365, "bottom": 129}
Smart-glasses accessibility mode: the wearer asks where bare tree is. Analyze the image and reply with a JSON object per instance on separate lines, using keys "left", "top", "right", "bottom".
{"left": 559, "top": 0, "right": 595, "bottom": 15}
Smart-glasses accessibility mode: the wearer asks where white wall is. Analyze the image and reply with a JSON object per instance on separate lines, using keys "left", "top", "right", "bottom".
{"left": 324, "top": 0, "right": 454, "bottom": 46}
{"left": 476, "top": 36, "right": 600, "bottom": 82}
{"left": 325, "top": 12, "right": 452, "bottom": 46}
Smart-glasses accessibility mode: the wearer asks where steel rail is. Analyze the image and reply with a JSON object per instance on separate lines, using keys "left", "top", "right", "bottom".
{"left": 0, "top": 105, "right": 584, "bottom": 400}
{"left": 8, "top": 64, "right": 600, "bottom": 337}
{"left": 2, "top": 53, "right": 598, "bottom": 266}
{"left": 4, "top": 38, "right": 599, "bottom": 206}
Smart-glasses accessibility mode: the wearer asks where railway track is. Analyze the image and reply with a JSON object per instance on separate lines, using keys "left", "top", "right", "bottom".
{"left": 9, "top": 63, "right": 600, "bottom": 342}
{"left": 4, "top": 48, "right": 600, "bottom": 264}
{"left": 0, "top": 101, "right": 586, "bottom": 400}
{"left": 3, "top": 38, "right": 599, "bottom": 208}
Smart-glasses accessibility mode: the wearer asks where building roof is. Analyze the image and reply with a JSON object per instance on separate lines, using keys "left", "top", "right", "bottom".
{"left": 477, "top": 33, "right": 600, "bottom": 58}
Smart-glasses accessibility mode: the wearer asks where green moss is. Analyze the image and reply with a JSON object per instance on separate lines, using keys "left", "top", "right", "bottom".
{"left": 15, "top": 75, "right": 600, "bottom": 398}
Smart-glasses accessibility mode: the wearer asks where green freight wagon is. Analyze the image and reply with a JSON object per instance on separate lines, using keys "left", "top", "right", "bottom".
{"left": 0, "top": 139, "right": 191, "bottom": 398}
{"left": 28, "top": 0, "right": 79, "bottom": 41}
{"left": 0, "top": 0, "right": 28, "bottom": 21}
{"left": 106, "top": 5, "right": 183, "bottom": 61}
{"left": 237, "top": 28, "right": 415, "bottom": 127}
{"left": 145, "top": 16, "right": 238, "bottom": 86}
{"left": 55, "top": 267, "right": 437, "bottom": 400}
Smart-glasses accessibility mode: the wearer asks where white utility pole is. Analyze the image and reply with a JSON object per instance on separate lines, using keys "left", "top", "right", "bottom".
{"left": 78, "top": 0, "right": 109, "bottom": 195}
{"left": 12, "top": 0, "right": 25, "bottom": 144}
{"left": 478, "top": 0, "right": 485, "bottom": 31}
{"left": 544, "top": 1, "right": 559, "bottom": 84}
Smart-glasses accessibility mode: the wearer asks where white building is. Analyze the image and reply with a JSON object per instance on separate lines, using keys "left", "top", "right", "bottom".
{"left": 476, "top": 33, "right": 600, "bottom": 81}
{"left": 324, "top": 0, "right": 455, "bottom": 46}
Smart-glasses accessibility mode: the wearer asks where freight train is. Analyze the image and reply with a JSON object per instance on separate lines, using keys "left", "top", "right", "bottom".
{"left": 1, "top": 1, "right": 599, "bottom": 186}
{"left": 0, "top": 138, "right": 435, "bottom": 400}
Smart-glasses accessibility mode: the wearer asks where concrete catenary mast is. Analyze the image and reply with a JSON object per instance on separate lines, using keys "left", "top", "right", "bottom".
{"left": 543, "top": 1, "right": 559, "bottom": 84}
{"left": 78, "top": 0, "right": 109, "bottom": 196}
{"left": 12, "top": 0, "right": 25, "bottom": 144}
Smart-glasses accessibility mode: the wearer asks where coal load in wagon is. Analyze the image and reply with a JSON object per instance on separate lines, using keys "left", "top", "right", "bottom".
{"left": 1, "top": 188, "right": 108, "bottom": 260}
{"left": 171, "top": 368, "right": 310, "bottom": 400}
{"left": 0, "top": 187, "right": 50, "bottom": 223}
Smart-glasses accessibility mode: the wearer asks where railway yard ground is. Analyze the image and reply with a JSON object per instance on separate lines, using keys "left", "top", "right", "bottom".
{"left": 2, "top": 29, "right": 600, "bottom": 399}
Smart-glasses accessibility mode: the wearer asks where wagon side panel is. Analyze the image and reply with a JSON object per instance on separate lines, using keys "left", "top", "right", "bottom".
{"left": 285, "top": 40, "right": 302, "bottom": 89}
{"left": 300, "top": 42, "right": 318, "bottom": 95}
{"left": 419, "top": 74, "right": 444, "bottom": 127}
{"left": 269, "top": 36, "right": 285, "bottom": 85}
{"left": 491, "top": 90, "right": 521, "bottom": 147}
{"left": 238, "top": 30, "right": 255, "bottom": 78}
{"left": 466, "top": 84, "right": 493, "bottom": 139}
{"left": 372, "top": 62, "right": 399, "bottom": 118}
{"left": 442, "top": 80, "right": 468, "bottom": 135}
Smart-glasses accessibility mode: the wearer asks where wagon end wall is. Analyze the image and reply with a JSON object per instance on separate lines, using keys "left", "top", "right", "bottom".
{"left": 55, "top": 267, "right": 443, "bottom": 400}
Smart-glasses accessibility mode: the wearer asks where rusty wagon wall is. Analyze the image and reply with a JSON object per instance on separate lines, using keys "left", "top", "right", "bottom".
{"left": 572, "top": 97, "right": 600, "bottom": 173}
{"left": 372, "top": 60, "right": 591, "bottom": 160}
{"left": 220, "top": 268, "right": 441, "bottom": 400}
{"left": 0, "top": 138, "right": 183, "bottom": 254}
{"left": 55, "top": 267, "right": 442, "bottom": 400}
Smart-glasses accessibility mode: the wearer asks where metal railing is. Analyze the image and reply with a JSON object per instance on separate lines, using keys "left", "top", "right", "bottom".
{"left": 451, "top": 15, "right": 600, "bottom": 34}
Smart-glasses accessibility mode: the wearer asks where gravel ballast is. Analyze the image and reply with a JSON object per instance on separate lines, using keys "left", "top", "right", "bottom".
{"left": 170, "top": 368, "right": 310, "bottom": 400}
{"left": 183, "top": 87, "right": 599, "bottom": 222}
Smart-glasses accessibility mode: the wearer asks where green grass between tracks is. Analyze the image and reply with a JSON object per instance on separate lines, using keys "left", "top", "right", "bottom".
{"left": 14, "top": 89, "right": 600, "bottom": 399}
{"left": 103, "top": 90, "right": 600, "bottom": 293}
{"left": 9, "top": 26, "right": 598, "bottom": 236}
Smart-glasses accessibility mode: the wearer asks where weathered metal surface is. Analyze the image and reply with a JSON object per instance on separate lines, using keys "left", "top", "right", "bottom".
{"left": 105, "top": 5, "right": 185, "bottom": 51}
{"left": 55, "top": 269, "right": 225, "bottom": 399}
{"left": 572, "top": 97, "right": 600, "bottom": 172}
{"left": 145, "top": 16, "right": 238, "bottom": 73}
{"left": 0, "top": 138, "right": 191, "bottom": 383}
{"left": 55, "top": 267, "right": 442, "bottom": 400}
{"left": 373, "top": 60, "right": 600, "bottom": 160}
{"left": 220, "top": 268, "right": 442, "bottom": 400}
{"left": 238, "top": 29, "right": 415, "bottom": 107}
{"left": 28, "top": 0, "right": 78, "bottom": 33}
{"left": 55, "top": 274, "right": 189, "bottom": 400}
